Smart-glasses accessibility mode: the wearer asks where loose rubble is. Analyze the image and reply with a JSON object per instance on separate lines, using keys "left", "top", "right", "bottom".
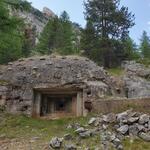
{"left": 49, "top": 110, "right": 150, "bottom": 149}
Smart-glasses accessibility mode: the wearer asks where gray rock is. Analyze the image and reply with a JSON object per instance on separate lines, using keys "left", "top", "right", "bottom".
{"left": 138, "top": 132, "right": 150, "bottom": 142}
{"left": 103, "top": 113, "right": 116, "bottom": 123}
{"left": 75, "top": 127, "right": 86, "bottom": 134}
{"left": 128, "top": 117, "right": 139, "bottom": 124}
{"left": 88, "top": 117, "right": 97, "bottom": 125}
{"left": 148, "top": 121, "right": 150, "bottom": 130}
{"left": 117, "top": 144, "right": 123, "bottom": 150}
{"left": 65, "top": 144, "right": 77, "bottom": 150}
{"left": 67, "top": 124, "right": 73, "bottom": 129}
{"left": 117, "top": 125, "right": 129, "bottom": 135}
{"left": 137, "top": 124, "right": 145, "bottom": 132}
{"left": 145, "top": 123, "right": 149, "bottom": 128}
{"left": 123, "top": 76, "right": 150, "bottom": 98}
{"left": 117, "top": 111, "right": 128, "bottom": 122}
{"left": 49, "top": 137, "right": 63, "bottom": 149}
{"left": 112, "top": 138, "right": 121, "bottom": 146}
{"left": 139, "top": 114, "right": 149, "bottom": 125}
{"left": 79, "top": 130, "right": 92, "bottom": 138}
{"left": 129, "top": 124, "right": 139, "bottom": 136}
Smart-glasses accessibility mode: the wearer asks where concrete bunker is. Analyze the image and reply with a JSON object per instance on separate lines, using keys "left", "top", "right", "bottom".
{"left": 32, "top": 87, "right": 83, "bottom": 119}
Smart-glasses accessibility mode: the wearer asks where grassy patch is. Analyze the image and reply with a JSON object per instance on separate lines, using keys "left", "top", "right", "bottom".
{"left": 123, "top": 137, "right": 150, "bottom": 150}
{"left": 107, "top": 67, "right": 125, "bottom": 76}
{"left": 0, "top": 113, "right": 89, "bottom": 141}
{"left": 0, "top": 113, "right": 150, "bottom": 149}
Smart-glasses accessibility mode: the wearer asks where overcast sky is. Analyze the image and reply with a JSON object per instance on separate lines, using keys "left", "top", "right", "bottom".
{"left": 27, "top": 0, "right": 150, "bottom": 44}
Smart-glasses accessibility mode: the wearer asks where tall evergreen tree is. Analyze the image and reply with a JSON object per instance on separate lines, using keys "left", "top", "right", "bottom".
{"left": 0, "top": 0, "right": 25, "bottom": 64}
{"left": 82, "top": 0, "right": 135, "bottom": 67}
{"left": 140, "top": 31, "right": 150, "bottom": 59}
{"left": 36, "top": 11, "right": 79, "bottom": 55}
{"left": 36, "top": 16, "right": 63, "bottom": 54}
{"left": 122, "top": 36, "right": 139, "bottom": 60}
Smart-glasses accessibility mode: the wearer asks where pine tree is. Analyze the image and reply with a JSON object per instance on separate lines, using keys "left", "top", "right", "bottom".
{"left": 36, "top": 16, "right": 63, "bottom": 54}
{"left": 122, "top": 36, "right": 139, "bottom": 60}
{"left": 80, "top": 20, "right": 98, "bottom": 57}
{"left": 36, "top": 11, "right": 78, "bottom": 55}
{"left": 82, "top": 0, "right": 135, "bottom": 67}
{"left": 58, "top": 11, "right": 74, "bottom": 55}
{"left": 140, "top": 31, "right": 150, "bottom": 59}
{"left": 0, "top": 0, "right": 24, "bottom": 64}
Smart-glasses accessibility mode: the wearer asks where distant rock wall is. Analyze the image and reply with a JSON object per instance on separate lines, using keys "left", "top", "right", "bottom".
{"left": 10, "top": 6, "right": 55, "bottom": 43}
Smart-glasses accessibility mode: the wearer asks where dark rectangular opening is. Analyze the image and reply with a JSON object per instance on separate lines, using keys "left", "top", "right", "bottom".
{"left": 40, "top": 94, "right": 77, "bottom": 117}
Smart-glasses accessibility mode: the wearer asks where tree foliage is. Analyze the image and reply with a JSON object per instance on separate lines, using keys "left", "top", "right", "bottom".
{"left": 0, "top": 0, "right": 25, "bottom": 64}
{"left": 36, "top": 11, "right": 80, "bottom": 55}
{"left": 140, "top": 31, "right": 150, "bottom": 59}
{"left": 82, "top": 0, "right": 135, "bottom": 67}
{"left": 122, "top": 36, "right": 140, "bottom": 60}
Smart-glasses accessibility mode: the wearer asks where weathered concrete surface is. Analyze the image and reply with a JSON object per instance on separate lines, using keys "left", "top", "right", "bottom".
{"left": 0, "top": 56, "right": 113, "bottom": 116}
{"left": 92, "top": 98, "right": 150, "bottom": 114}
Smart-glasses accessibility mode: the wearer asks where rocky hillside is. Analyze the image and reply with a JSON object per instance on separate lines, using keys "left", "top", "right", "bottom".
{"left": 122, "top": 61, "right": 150, "bottom": 98}
{"left": 10, "top": 5, "right": 55, "bottom": 43}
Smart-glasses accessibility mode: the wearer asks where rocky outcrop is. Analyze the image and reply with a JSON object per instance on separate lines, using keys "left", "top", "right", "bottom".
{"left": 122, "top": 61, "right": 150, "bottom": 79}
{"left": 10, "top": 6, "right": 55, "bottom": 43}
{"left": 122, "top": 61, "right": 150, "bottom": 98}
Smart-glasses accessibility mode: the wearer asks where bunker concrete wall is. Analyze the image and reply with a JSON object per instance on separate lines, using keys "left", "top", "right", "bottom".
{"left": 92, "top": 98, "right": 150, "bottom": 114}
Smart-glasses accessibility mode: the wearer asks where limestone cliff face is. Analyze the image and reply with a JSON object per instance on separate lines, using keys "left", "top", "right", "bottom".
{"left": 10, "top": 6, "right": 55, "bottom": 43}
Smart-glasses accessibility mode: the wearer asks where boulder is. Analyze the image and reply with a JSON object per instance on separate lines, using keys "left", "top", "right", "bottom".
{"left": 88, "top": 117, "right": 97, "bottom": 125}
{"left": 75, "top": 127, "right": 86, "bottom": 134}
{"left": 117, "top": 125, "right": 129, "bottom": 135}
{"left": 117, "top": 111, "right": 128, "bottom": 122}
{"left": 128, "top": 117, "right": 139, "bottom": 124}
{"left": 129, "top": 124, "right": 139, "bottom": 136}
{"left": 139, "top": 114, "right": 149, "bottom": 125}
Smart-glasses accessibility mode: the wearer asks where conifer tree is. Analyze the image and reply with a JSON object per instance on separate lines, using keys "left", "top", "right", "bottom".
{"left": 140, "top": 31, "right": 150, "bottom": 59}
{"left": 82, "top": 0, "right": 135, "bottom": 67}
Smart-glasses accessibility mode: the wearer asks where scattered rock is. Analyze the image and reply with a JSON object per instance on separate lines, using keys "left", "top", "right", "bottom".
{"left": 139, "top": 114, "right": 149, "bottom": 125}
{"left": 117, "top": 125, "right": 129, "bottom": 135}
{"left": 103, "top": 113, "right": 116, "bottom": 123}
{"left": 49, "top": 137, "right": 63, "bottom": 149}
{"left": 128, "top": 117, "right": 139, "bottom": 124}
{"left": 79, "top": 130, "right": 92, "bottom": 138}
{"left": 49, "top": 110, "right": 150, "bottom": 149}
{"left": 138, "top": 132, "right": 150, "bottom": 142}
{"left": 88, "top": 117, "right": 96, "bottom": 125}
{"left": 75, "top": 127, "right": 86, "bottom": 134}
{"left": 65, "top": 144, "right": 77, "bottom": 150}
{"left": 129, "top": 124, "right": 139, "bottom": 136}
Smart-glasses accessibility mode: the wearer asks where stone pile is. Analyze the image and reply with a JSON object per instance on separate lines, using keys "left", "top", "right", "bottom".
{"left": 49, "top": 109, "right": 150, "bottom": 150}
